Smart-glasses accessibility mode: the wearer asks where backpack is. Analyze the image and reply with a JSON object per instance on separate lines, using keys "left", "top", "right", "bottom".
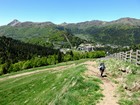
{"left": 99, "top": 63, "right": 105, "bottom": 70}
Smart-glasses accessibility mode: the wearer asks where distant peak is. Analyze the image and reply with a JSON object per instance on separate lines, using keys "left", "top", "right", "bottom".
{"left": 13, "top": 19, "right": 19, "bottom": 22}
{"left": 118, "top": 17, "right": 135, "bottom": 21}
{"left": 7, "top": 19, "right": 21, "bottom": 26}
{"left": 59, "top": 22, "right": 68, "bottom": 26}
{"left": 109, "top": 17, "right": 140, "bottom": 26}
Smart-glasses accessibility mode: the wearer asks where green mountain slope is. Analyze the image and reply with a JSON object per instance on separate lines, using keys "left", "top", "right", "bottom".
{"left": 1, "top": 17, "right": 140, "bottom": 46}
{"left": 84, "top": 25, "right": 140, "bottom": 45}
{"left": 0, "top": 20, "right": 85, "bottom": 48}
{"left": 63, "top": 17, "right": 140, "bottom": 46}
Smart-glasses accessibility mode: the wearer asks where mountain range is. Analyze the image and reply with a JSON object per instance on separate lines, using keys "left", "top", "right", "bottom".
{"left": 0, "top": 19, "right": 85, "bottom": 48}
{"left": 0, "top": 17, "right": 140, "bottom": 47}
{"left": 62, "top": 17, "right": 140, "bottom": 46}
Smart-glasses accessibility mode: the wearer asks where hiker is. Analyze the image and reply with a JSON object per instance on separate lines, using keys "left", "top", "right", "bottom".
{"left": 98, "top": 63, "right": 106, "bottom": 77}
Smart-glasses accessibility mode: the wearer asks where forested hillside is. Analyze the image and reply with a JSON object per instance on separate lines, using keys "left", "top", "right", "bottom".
{"left": 0, "top": 36, "right": 58, "bottom": 64}
{"left": 0, "top": 36, "right": 59, "bottom": 74}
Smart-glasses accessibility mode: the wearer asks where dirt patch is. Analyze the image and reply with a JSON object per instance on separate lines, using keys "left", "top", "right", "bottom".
{"left": 84, "top": 61, "right": 119, "bottom": 105}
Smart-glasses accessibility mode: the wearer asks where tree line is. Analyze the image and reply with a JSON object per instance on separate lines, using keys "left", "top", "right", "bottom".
{"left": 0, "top": 36, "right": 105, "bottom": 75}
{"left": 1, "top": 50, "right": 105, "bottom": 74}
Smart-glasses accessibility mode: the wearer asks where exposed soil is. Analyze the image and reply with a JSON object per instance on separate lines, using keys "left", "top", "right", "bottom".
{"left": 84, "top": 61, "right": 119, "bottom": 105}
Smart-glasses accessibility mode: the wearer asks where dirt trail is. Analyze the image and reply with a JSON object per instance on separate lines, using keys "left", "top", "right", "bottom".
{"left": 84, "top": 61, "right": 119, "bottom": 105}
{"left": 0, "top": 64, "right": 75, "bottom": 81}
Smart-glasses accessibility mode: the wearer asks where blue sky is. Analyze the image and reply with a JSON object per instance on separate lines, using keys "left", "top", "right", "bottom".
{"left": 0, "top": 0, "right": 140, "bottom": 25}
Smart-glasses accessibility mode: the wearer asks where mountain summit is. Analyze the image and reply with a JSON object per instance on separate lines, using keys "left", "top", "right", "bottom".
{"left": 7, "top": 19, "right": 55, "bottom": 27}
{"left": 7, "top": 19, "right": 21, "bottom": 26}
{"left": 109, "top": 17, "right": 140, "bottom": 26}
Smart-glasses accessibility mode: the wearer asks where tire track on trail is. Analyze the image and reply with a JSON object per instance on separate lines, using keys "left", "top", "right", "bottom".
{"left": 84, "top": 61, "right": 119, "bottom": 105}
{"left": 0, "top": 64, "right": 75, "bottom": 81}
{"left": 0, "top": 61, "right": 88, "bottom": 82}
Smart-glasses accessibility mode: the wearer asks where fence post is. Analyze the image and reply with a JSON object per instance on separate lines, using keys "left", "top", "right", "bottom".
{"left": 130, "top": 50, "right": 132, "bottom": 63}
{"left": 122, "top": 52, "right": 125, "bottom": 60}
{"left": 108, "top": 50, "right": 140, "bottom": 65}
{"left": 125, "top": 52, "right": 127, "bottom": 61}
{"left": 119, "top": 52, "right": 121, "bottom": 60}
{"left": 115, "top": 53, "right": 117, "bottom": 59}
{"left": 120, "top": 52, "right": 122, "bottom": 60}
{"left": 136, "top": 50, "right": 138, "bottom": 65}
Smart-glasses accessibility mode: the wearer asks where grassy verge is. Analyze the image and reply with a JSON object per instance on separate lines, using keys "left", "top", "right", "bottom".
{"left": 96, "top": 58, "right": 140, "bottom": 105}
{"left": 0, "top": 61, "right": 102, "bottom": 105}
{"left": 0, "top": 59, "right": 90, "bottom": 78}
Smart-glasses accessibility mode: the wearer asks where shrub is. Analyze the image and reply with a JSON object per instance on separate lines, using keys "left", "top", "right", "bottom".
{"left": 40, "top": 57, "right": 48, "bottom": 66}
{"left": 22, "top": 60, "right": 33, "bottom": 69}
{"left": 0, "top": 65, "right": 3, "bottom": 75}
{"left": 63, "top": 54, "right": 72, "bottom": 62}
{"left": 9, "top": 61, "right": 25, "bottom": 72}
{"left": 47, "top": 55, "right": 58, "bottom": 65}
{"left": 73, "top": 51, "right": 81, "bottom": 60}
{"left": 1, "top": 61, "right": 11, "bottom": 74}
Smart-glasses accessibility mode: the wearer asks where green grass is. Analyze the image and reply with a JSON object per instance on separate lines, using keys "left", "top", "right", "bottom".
{"left": 118, "top": 99, "right": 133, "bottom": 105}
{"left": 118, "top": 86, "right": 140, "bottom": 105}
{"left": 0, "top": 60, "right": 102, "bottom": 105}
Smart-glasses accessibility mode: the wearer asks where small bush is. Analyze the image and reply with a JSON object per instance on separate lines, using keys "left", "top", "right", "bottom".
{"left": 1, "top": 62, "right": 11, "bottom": 74}
{"left": 47, "top": 55, "right": 57, "bottom": 65}
{"left": 63, "top": 54, "right": 72, "bottom": 62}
{"left": 22, "top": 60, "right": 33, "bottom": 69}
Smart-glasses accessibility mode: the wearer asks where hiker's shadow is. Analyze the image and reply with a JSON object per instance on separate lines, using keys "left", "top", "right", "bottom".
{"left": 102, "top": 75, "right": 107, "bottom": 77}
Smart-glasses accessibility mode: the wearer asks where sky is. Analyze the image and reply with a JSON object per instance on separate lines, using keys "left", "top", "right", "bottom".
{"left": 0, "top": 0, "right": 140, "bottom": 26}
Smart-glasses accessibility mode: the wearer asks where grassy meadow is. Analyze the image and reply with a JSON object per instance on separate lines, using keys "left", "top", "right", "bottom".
{"left": 0, "top": 59, "right": 103, "bottom": 105}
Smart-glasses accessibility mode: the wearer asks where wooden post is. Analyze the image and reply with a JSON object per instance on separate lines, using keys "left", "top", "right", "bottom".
{"left": 120, "top": 52, "right": 122, "bottom": 60}
{"left": 115, "top": 53, "right": 117, "bottom": 59}
{"left": 137, "top": 50, "right": 140, "bottom": 65}
{"left": 130, "top": 50, "right": 132, "bottom": 63}
{"left": 136, "top": 50, "right": 138, "bottom": 65}
{"left": 119, "top": 52, "right": 121, "bottom": 60}
{"left": 125, "top": 52, "right": 127, "bottom": 61}
{"left": 122, "top": 52, "right": 125, "bottom": 60}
